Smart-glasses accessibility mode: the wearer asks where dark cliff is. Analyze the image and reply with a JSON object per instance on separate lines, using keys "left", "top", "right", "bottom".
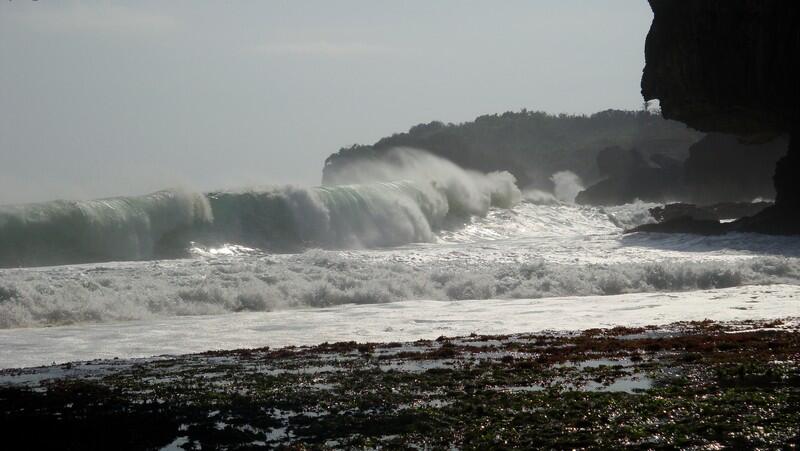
{"left": 642, "top": 0, "right": 800, "bottom": 135}
{"left": 641, "top": 0, "right": 800, "bottom": 233}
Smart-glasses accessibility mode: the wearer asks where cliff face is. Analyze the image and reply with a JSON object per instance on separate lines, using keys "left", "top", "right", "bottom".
{"left": 642, "top": 0, "right": 800, "bottom": 135}
{"left": 641, "top": 0, "right": 800, "bottom": 231}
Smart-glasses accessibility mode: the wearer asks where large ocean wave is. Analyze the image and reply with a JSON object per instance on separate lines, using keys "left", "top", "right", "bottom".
{"left": 5, "top": 147, "right": 798, "bottom": 331}
{"left": 0, "top": 149, "right": 521, "bottom": 267}
{"left": 1, "top": 189, "right": 799, "bottom": 329}
{"left": 0, "top": 190, "right": 212, "bottom": 268}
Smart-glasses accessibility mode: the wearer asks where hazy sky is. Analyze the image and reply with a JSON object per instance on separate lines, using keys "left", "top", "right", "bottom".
{"left": 0, "top": 1, "right": 653, "bottom": 204}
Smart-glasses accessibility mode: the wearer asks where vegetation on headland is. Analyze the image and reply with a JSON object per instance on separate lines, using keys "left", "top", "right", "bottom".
{"left": 323, "top": 109, "right": 702, "bottom": 192}
{"left": 1, "top": 319, "right": 798, "bottom": 449}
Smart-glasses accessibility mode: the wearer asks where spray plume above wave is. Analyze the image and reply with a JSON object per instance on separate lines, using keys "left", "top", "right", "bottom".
{"left": 0, "top": 149, "right": 521, "bottom": 268}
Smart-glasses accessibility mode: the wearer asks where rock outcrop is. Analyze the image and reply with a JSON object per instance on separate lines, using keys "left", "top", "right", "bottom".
{"left": 684, "top": 133, "right": 787, "bottom": 204}
{"left": 648, "top": 202, "right": 772, "bottom": 223}
{"left": 640, "top": 0, "right": 800, "bottom": 234}
{"left": 642, "top": 0, "right": 800, "bottom": 135}
{"left": 323, "top": 110, "right": 701, "bottom": 192}
{"left": 576, "top": 132, "right": 786, "bottom": 207}
{"left": 575, "top": 147, "right": 683, "bottom": 205}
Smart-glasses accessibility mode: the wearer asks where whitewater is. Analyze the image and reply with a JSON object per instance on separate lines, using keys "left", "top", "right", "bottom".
{"left": 1, "top": 149, "right": 799, "bottom": 368}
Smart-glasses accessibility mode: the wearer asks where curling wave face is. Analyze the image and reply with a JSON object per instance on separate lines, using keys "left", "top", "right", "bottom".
{"left": 0, "top": 190, "right": 212, "bottom": 268}
{"left": 0, "top": 149, "right": 521, "bottom": 268}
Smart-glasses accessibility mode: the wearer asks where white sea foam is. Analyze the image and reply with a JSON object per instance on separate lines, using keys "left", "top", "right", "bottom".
{"left": 602, "top": 201, "right": 659, "bottom": 230}
{"left": 1, "top": 284, "right": 797, "bottom": 369}
{"left": 1, "top": 200, "right": 799, "bottom": 329}
{"left": 1, "top": 158, "right": 799, "bottom": 368}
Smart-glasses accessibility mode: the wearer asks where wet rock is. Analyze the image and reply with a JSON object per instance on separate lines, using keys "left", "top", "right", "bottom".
{"left": 628, "top": 216, "right": 728, "bottom": 236}
{"left": 649, "top": 202, "right": 772, "bottom": 223}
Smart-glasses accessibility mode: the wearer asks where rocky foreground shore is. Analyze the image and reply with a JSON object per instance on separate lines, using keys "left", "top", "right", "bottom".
{"left": 1, "top": 319, "right": 798, "bottom": 449}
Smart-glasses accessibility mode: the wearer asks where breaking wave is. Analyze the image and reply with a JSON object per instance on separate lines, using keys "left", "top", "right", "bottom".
{"left": 0, "top": 149, "right": 521, "bottom": 267}
{"left": 2, "top": 177, "right": 799, "bottom": 329}
{"left": 0, "top": 190, "right": 212, "bottom": 268}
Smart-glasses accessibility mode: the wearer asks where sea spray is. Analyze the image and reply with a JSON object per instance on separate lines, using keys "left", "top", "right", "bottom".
{"left": 206, "top": 149, "right": 522, "bottom": 249}
{"left": 322, "top": 147, "right": 522, "bottom": 219}
{"left": 551, "top": 171, "right": 584, "bottom": 203}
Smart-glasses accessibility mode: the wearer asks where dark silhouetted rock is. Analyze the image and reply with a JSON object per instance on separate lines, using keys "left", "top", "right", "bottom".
{"left": 642, "top": 0, "right": 800, "bottom": 233}
{"left": 629, "top": 216, "right": 728, "bottom": 236}
{"left": 649, "top": 202, "right": 771, "bottom": 223}
{"left": 575, "top": 148, "right": 683, "bottom": 205}
{"left": 632, "top": 203, "right": 800, "bottom": 236}
{"left": 596, "top": 146, "right": 642, "bottom": 178}
{"left": 649, "top": 153, "right": 682, "bottom": 174}
{"left": 642, "top": 1, "right": 800, "bottom": 135}
{"left": 684, "top": 134, "right": 787, "bottom": 204}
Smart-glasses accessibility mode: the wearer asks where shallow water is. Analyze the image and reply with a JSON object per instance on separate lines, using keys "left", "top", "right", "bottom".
{"left": 0, "top": 284, "right": 797, "bottom": 369}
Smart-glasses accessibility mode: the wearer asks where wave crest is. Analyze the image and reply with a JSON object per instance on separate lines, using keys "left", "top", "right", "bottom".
{"left": 0, "top": 149, "right": 522, "bottom": 266}
{"left": 0, "top": 190, "right": 211, "bottom": 267}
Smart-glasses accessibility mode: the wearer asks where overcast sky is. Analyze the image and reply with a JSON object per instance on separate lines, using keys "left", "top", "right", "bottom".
{"left": 0, "top": 1, "right": 652, "bottom": 204}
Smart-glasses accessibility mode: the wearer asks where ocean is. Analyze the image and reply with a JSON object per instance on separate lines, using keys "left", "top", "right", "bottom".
{"left": 1, "top": 150, "right": 799, "bottom": 368}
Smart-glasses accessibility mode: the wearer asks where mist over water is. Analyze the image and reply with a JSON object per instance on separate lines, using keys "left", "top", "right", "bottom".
{"left": 208, "top": 149, "right": 522, "bottom": 250}
{"left": 551, "top": 171, "right": 584, "bottom": 203}
{"left": 522, "top": 170, "right": 584, "bottom": 205}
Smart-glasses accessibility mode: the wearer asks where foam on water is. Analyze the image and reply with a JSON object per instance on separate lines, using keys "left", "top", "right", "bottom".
{"left": 1, "top": 150, "right": 799, "bottom": 368}
{"left": 1, "top": 200, "right": 799, "bottom": 329}
{"left": 1, "top": 284, "right": 797, "bottom": 369}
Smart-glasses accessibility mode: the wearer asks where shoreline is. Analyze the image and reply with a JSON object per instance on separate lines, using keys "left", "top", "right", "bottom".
{"left": 2, "top": 283, "right": 799, "bottom": 370}
{"left": 2, "top": 318, "right": 798, "bottom": 448}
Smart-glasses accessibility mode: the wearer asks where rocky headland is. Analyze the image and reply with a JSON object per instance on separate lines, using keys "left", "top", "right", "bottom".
{"left": 638, "top": 0, "right": 800, "bottom": 235}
